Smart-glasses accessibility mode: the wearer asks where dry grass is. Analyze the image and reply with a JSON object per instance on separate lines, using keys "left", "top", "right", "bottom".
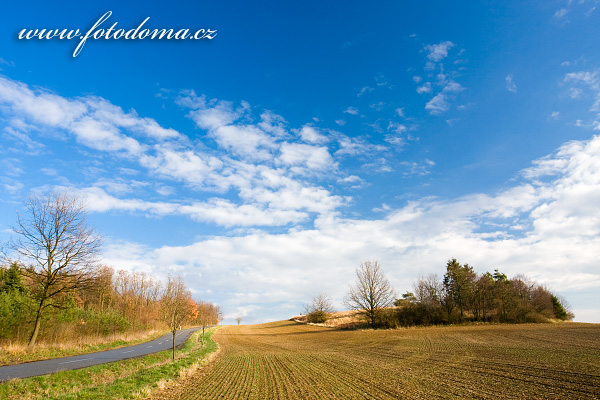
{"left": 291, "top": 309, "right": 364, "bottom": 328}
{"left": 0, "top": 329, "right": 165, "bottom": 366}
{"left": 0, "top": 328, "right": 219, "bottom": 400}
{"left": 156, "top": 321, "right": 600, "bottom": 399}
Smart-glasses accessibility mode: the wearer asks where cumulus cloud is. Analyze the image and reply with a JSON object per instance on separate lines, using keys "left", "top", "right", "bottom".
{"left": 102, "top": 135, "right": 600, "bottom": 323}
{"left": 277, "top": 143, "right": 336, "bottom": 172}
{"left": 77, "top": 186, "right": 309, "bottom": 227}
{"left": 0, "top": 75, "right": 373, "bottom": 226}
{"left": 298, "top": 125, "right": 328, "bottom": 144}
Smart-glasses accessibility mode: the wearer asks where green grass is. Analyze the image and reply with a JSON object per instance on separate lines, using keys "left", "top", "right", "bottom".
{"left": 0, "top": 328, "right": 219, "bottom": 400}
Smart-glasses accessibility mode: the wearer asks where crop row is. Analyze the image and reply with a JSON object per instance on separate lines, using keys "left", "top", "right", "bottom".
{"left": 155, "top": 321, "right": 600, "bottom": 399}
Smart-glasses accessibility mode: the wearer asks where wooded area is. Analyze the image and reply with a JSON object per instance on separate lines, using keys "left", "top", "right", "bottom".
{"left": 0, "top": 262, "right": 220, "bottom": 348}
{"left": 306, "top": 259, "right": 573, "bottom": 328}
{"left": 0, "top": 192, "right": 220, "bottom": 350}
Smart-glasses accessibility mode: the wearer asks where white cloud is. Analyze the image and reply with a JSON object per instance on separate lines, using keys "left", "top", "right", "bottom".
{"left": 506, "top": 75, "right": 517, "bottom": 93}
{"left": 369, "top": 102, "right": 385, "bottom": 111}
{"left": 78, "top": 186, "right": 309, "bottom": 227}
{"left": 277, "top": 143, "right": 336, "bottom": 172}
{"left": 188, "top": 99, "right": 241, "bottom": 130}
{"left": 425, "top": 93, "right": 449, "bottom": 114}
{"left": 563, "top": 69, "right": 600, "bottom": 125}
{"left": 386, "top": 122, "right": 409, "bottom": 146}
{"left": 334, "top": 134, "right": 386, "bottom": 157}
{"left": 357, "top": 86, "right": 374, "bottom": 97}
{"left": 180, "top": 199, "right": 308, "bottom": 227}
{"left": 258, "top": 111, "right": 288, "bottom": 138}
{"left": 399, "top": 159, "right": 435, "bottom": 176}
{"left": 446, "top": 118, "right": 460, "bottom": 127}
{"left": 570, "top": 87, "right": 583, "bottom": 99}
{"left": 0, "top": 77, "right": 181, "bottom": 149}
{"left": 0, "top": 76, "right": 368, "bottom": 227}
{"left": 416, "top": 82, "right": 432, "bottom": 94}
{"left": 337, "top": 175, "right": 364, "bottom": 188}
{"left": 564, "top": 71, "right": 598, "bottom": 87}
{"left": 108, "top": 131, "right": 600, "bottom": 322}
{"left": 424, "top": 41, "right": 455, "bottom": 62}
{"left": 344, "top": 106, "right": 359, "bottom": 115}
{"left": 444, "top": 81, "right": 464, "bottom": 93}
{"left": 70, "top": 117, "right": 145, "bottom": 155}
{"left": 212, "top": 124, "right": 276, "bottom": 161}
{"left": 95, "top": 133, "right": 600, "bottom": 323}
{"left": 373, "top": 203, "right": 391, "bottom": 212}
{"left": 156, "top": 185, "right": 175, "bottom": 196}
{"left": 554, "top": 8, "right": 568, "bottom": 20}
{"left": 416, "top": 42, "right": 466, "bottom": 117}
{"left": 2, "top": 120, "right": 45, "bottom": 154}
{"left": 375, "top": 73, "right": 388, "bottom": 86}
{"left": 0, "top": 58, "right": 15, "bottom": 67}
{"left": 84, "top": 97, "right": 181, "bottom": 140}
{"left": 298, "top": 125, "right": 328, "bottom": 144}
{"left": 139, "top": 147, "right": 222, "bottom": 189}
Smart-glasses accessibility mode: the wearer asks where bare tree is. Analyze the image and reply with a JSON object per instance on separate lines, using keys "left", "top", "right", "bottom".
{"left": 304, "top": 293, "right": 335, "bottom": 323}
{"left": 344, "top": 261, "right": 396, "bottom": 328}
{"left": 236, "top": 316, "right": 242, "bottom": 325}
{"left": 161, "top": 275, "right": 193, "bottom": 360}
{"left": 196, "top": 301, "right": 220, "bottom": 343}
{"left": 11, "top": 191, "right": 101, "bottom": 350}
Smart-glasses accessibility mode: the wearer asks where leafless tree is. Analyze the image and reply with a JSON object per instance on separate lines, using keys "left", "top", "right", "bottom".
{"left": 304, "top": 293, "right": 335, "bottom": 323}
{"left": 11, "top": 191, "right": 101, "bottom": 350}
{"left": 196, "top": 301, "right": 220, "bottom": 343}
{"left": 344, "top": 261, "right": 396, "bottom": 328}
{"left": 161, "top": 275, "right": 193, "bottom": 359}
{"left": 236, "top": 316, "right": 242, "bottom": 325}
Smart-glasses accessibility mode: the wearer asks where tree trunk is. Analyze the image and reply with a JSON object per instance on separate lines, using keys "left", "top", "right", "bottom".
{"left": 172, "top": 330, "right": 176, "bottom": 360}
{"left": 28, "top": 298, "right": 45, "bottom": 350}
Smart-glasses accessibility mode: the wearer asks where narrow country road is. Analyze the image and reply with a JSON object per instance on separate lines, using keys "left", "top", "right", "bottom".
{"left": 0, "top": 327, "right": 202, "bottom": 382}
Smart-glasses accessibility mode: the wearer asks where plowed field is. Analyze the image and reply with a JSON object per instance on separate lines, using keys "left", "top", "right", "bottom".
{"left": 154, "top": 321, "right": 600, "bottom": 399}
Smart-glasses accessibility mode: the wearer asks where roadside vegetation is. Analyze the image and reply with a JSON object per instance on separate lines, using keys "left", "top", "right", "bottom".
{"left": 154, "top": 321, "right": 600, "bottom": 400}
{"left": 0, "top": 327, "right": 220, "bottom": 400}
{"left": 304, "top": 259, "right": 573, "bottom": 328}
{"left": 0, "top": 329, "right": 164, "bottom": 366}
{"left": 0, "top": 191, "right": 220, "bottom": 362}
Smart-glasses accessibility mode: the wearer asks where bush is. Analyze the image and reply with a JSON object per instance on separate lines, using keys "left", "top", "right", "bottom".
{"left": 0, "top": 289, "right": 35, "bottom": 339}
{"left": 307, "top": 310, "right": 329, "bottom": 324}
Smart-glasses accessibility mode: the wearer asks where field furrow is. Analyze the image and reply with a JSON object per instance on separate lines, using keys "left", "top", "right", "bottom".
{"left": 152, "top": 321, "right": 600, "bottom": 399}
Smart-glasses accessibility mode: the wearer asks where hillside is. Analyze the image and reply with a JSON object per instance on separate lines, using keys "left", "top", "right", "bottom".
{"left": 153, "top": 320, "right": 600, "bottom": 399}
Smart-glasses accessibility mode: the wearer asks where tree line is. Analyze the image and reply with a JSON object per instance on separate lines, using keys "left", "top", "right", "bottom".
{"left": 305, "top": 260, "right": 573, "bottom": 329}
{"left": 0, "top": 191, "right": 220, "bottom": 351}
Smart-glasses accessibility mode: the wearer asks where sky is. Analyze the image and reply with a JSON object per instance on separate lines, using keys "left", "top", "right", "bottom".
{"left": 0, "top": 1, "right": 599, "bottom": 324}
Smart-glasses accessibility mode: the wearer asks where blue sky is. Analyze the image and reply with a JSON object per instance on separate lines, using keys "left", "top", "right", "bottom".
{"left": 1, "top": 1, "right": 599, "bottom": 323}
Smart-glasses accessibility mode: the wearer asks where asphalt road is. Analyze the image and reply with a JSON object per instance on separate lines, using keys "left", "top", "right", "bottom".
{"left": 0, "top": 327, "right": 203, "bottom": 382}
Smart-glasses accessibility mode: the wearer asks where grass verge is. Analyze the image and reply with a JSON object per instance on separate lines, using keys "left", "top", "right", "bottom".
{"left": 0, "top": 330, "right": 168, "bottom": 366}
{"left": 0, "top": 327, "right": 219, "bottom": 400}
